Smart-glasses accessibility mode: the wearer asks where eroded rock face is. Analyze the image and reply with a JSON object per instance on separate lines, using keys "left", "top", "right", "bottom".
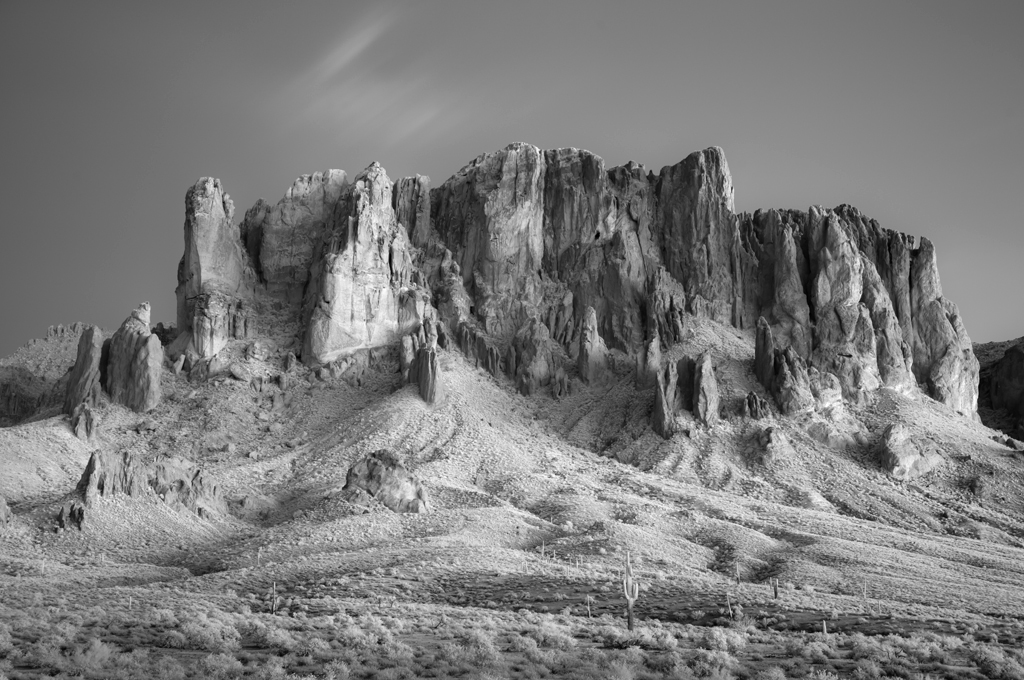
{"left": 63, "top": 325, "right": 104, "bottom": 415}
{"left": 578, "top": 306, "right": 608, "bottom": 384}
{"left": 105, "top": 304, "right": 162, "bottom": 413}
{"left": 0, "top": 494, "right": 11, "bottom": 527}
{"left": 173, "top": 143, "right": 979, "bottom": 418}
{"left": 694, "top": 353, "right": 720, "bottom": 426}
{"left": 70, "top": 403, "right": 96, "bottom": 440}
{"left": 341, "top": 450, "right": 429, "bottom": 513}
{"left": 417, "top": 347, "right": 444, "bottom": 405}
{"left": 991, "top": 344, "right": 1024, "bottom": 419}
{"left": 508, "top": 318, "right": 555, "bottom": 396}
{"left": 879, "top": 422, "right": 944, "bottom": 481}
{"left": 909, "top": 238, "right": 979, "bottom": 417}
{"left": 58, "top": 449, "right": 223, "bottom": 529}
{"left": 652, "top": 361, "right": 679, "bottom": 439}
{"left": 301, "top": 163, "right": 427, "bottom": 364}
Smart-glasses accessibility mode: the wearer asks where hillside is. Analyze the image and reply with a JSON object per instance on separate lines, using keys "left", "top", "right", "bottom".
{"left": 2, "top": 144, "right": 1024, "bottom": 680}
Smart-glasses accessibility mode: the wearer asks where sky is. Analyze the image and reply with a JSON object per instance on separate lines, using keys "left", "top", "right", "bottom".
{"left": 1, "top": 0, "right": 1021, "bottom": 357}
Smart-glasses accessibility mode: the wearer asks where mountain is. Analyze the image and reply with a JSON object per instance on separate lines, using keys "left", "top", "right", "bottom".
{"left": 2, "top": 144, "right": 1023, "bottom": 680}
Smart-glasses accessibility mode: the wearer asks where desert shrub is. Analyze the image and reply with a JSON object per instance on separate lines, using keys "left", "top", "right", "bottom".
{"left": 261, "top": 625, "right": 299, "bottom": 652}
{"left": 180, "top": 614, "right": 241, "bottom": 652}
{"left": 801, "top": 640, "right": 834, "bottom": 664}
{"left": 525, "top": 621, "right": 577, "bottom": 649}
{"left": 0, "top": 623, "right": 11, "bottom": 655}
{"left": 806, "top": 671, "right": 840, "bottom": 680}
{"left": 69, "top": 637, "right": 116, "bottom": 671}
{"left": 851, "top": 658, "right": 881, "bottom": 680}
{"left": 322, "top": 660, "right": 350, "bottom": 680}
{"left": 752, "top": 667, "right": 788, "bottom": 680}
{"left": 508, "top": 634, "right": 540, "bottom": 654}
{"left": 161, "top": 630, "right": 188, "bottom": 648}
{"left": 646, "top": 650, "right": 683, "bottom": 673}
{"left": 688, "top": 649, "right": 738, "bottom": 678}
{"left": 200, "top": 652, "right": 244, "bottom": 679}
{"left": 296, "top": 635, "right": 332, "bottom": 657}
{"left": 699, "top": 628, "right": 746, "bottom": 653}
{"left": 968, "top": 643, "right": 1024, "bottom": 680}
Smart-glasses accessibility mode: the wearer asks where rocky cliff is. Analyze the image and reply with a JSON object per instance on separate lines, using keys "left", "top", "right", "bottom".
{"left": 172, "top": 143, "right": 979, "bottom": 418}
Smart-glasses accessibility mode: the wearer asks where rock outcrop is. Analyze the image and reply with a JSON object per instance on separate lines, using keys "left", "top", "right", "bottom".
{"left": 175, "top": 177, "right": 253, "bottom": 359}
{"left": 341, "top": 450, "right": 430, "bottom": 513}
{"left": 417, "top": 347, "right": 444, "bottom": 405}
{"left": 693, "top": 353, "right": 720, "bottom": 426}
{"left": 879, "top": 423, "right": 944, "bottom": 481}
{"left": 301, "top": 163, "right": 427, "bottom": 364}
{"left": 0, "top": 494, "right": 11, "bottom": 527}
{"left": 652, "top": 361, "right": 679, "bottom": 439}
{"left": 577, "top": 307, "right": 608, "bottom": 384}
{"left": 170, "top": 142, "right": 979, "bottom": 419}
{"left": 58, "top": 449, "right": 223, "bottom": 529}
{"left": 70, "top": 403, "right": 97, "bottom": 440}
{"left": 104, "top": 304, "right": 162, "bottom": 413}
{"left": 63, "top": 325, "right": 104, "bottom": 414}
{"left": 991, "top": 343, "right": 1024, "bottom": 419}
{"left": 508, "top": 318, "right": 555, "bottom": 396}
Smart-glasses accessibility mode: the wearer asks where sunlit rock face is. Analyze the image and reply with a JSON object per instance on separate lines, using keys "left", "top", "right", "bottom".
{"left": 173, "top": 142, "right": 979, "bottom": 418}
{"left": 300, "top": 162, "right": 427, "bottom": 365}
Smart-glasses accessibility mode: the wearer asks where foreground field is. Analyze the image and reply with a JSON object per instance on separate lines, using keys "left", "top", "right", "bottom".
{"left": 3, "top": 317, "right": 1024, "bottom": 679}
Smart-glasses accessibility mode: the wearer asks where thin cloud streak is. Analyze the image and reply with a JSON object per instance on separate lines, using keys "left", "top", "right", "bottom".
{"left": 274, "top": 8, "right": 470, "bottom": 149}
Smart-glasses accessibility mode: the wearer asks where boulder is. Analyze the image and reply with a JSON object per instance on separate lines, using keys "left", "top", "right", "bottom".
{"left": 693, "top": 352, "right": 720, "bottom": 426}
{"left": 879, "top": 422, "right": 944, "bottom": 481}
{"left": 341, "top": 450, "right": 430, "bottom": 513}
{"left": 63, "top": 325, "right": 104, "bottom": 414}
{"left": 578, "top": 306, "right": 608, "bottom": 384}
{"left": 105, "top": 303, "right": 162, "bottom": 413}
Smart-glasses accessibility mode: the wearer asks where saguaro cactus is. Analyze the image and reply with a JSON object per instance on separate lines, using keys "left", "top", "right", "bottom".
{"left": 622, "top": 552, "right": 639, "bottom": 631}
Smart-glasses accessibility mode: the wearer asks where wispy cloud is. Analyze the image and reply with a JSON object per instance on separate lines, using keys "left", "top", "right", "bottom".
{"left": 275, "top": 8, "right": 467, "bottom": 146}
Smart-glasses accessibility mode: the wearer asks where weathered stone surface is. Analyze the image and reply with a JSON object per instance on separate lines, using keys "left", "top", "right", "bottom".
{"left": 341, "top": 450, "right": 430, "bottom": 513}
{"left": 693, "top": 353, "right": 719, "bottom": 426}
{"left": 58, "top": 449, "right": 224, "bottom": 528}
{"left": 70, "top": 403, "right": 96, "bottom": 440}
{"left": 63, "top": 325, "right": 104, "bottom": 414}
{"left": 908, "top": 238, "right": 979, "bottom": 417}
{"left": 652, "top": 361, "right": 679, "bottom": 439}
{"left": 637, "top": 331, "right": 661, "bottom": 389}
{"left": 393, "top": 174, "right": 432, "bottom": 248}
{"left": 743, "top": 392, "right": 771, "bottom": 419}
{"left": 552, "top": 366, "right": 570, "bottom": 399}
{"left": 578, "top": 306, "right": 608, "bottom": 384}
{"left": 677, "top": 355, "right": 696, "bottom": 412}
{"left": 647, "top": 267, "right": 686, "bottom": 348}
{"left": 772, "top": 348, "right": 815, "bottom": 415}
{"left": 416, "top": 347, "right": 444, "bottom": 405}
{"left": 991, "top": 344, "right": 1024, "bottom": 419}
{"left": 301, "top": 163, "right": 427, "bottom": 364}
{"left": 879, "top": 422, "right": 944, "bottom": 481}
{"left": 176, "top": 178, "right": 247, "bottom": 330}
{"left": 0, "top": 494, "right": 11, "bottom": 527}
{"left": 249, "top": 169, "right": 349, "bottom": 303}
{"left": 754, "top": 317, "right": 776, "bottom": 390}
{"left": 105, "top": 304, "right": 162, "bottom": 413}
{"left": 508, "top": 318, "right": 555, "bottom": 396}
